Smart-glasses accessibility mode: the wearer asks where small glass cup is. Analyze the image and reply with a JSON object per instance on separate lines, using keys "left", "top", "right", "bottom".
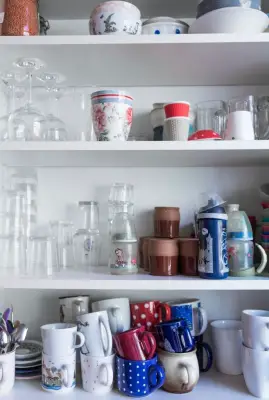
{"left": 50, "top": 221, "right": 75, "bottom": 270}
{"left": 0, "top": 235, "right": 27, "bottom": 276}
{"left": 73, "top": 229, "right": 100, "bottom": 270}
{"left": 27, "top": 236, "right": 58, "bottom": 276}
{"left": 196, "top": 100, "right": 227, "bottom": 138}
{"left": 77, "top": 201, "right": 99, "bottom": 231}
{"left": 109, "top": 183, "right": 134, "bottom": 204}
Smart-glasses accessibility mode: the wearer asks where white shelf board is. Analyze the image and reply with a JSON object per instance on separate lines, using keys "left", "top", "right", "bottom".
{"left": 1, "top": 141, "right": 269, "bottom": 167}
{"left": 7, "top": 371, "right": 252, "bottom": 398}
{"left": 2, "top": 268, "right": 269, "bottom": 290}
{"left": 1, "top": 35, "right": 269, "bottom": 86}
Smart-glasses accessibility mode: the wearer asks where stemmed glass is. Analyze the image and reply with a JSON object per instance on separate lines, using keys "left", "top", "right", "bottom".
{"left": 8, "top": 58, "right": 47, "bottom": 141}
{"left": 37, "top": 72, "right": 68, "bottom": 141}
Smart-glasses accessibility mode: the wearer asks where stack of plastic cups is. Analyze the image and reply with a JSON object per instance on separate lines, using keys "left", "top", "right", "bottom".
{"left": 164, "top": 102, "right": 190, "bottom": 141}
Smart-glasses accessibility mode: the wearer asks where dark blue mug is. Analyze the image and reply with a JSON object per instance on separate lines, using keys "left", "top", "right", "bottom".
{"left": 155, "top": 319, "right": 194, "bottom": 353}
{"left": 116, "top": 355, "right": 165, "bottom": 397}
{"left": 195, "top": 335, "right": 213, "bottom": 373}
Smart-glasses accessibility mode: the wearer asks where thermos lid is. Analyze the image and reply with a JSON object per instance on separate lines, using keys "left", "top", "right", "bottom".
{"left": 198, "top": 193, "right": 226, "bottom": 213}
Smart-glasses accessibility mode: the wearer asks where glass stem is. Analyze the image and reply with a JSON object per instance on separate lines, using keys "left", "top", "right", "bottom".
{"left": 27, "top": 72, "right": 32, "bottom": 105}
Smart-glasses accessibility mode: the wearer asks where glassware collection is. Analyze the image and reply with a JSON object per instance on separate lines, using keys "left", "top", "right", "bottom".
{"left": 0, "top": 0, "right": 267, "bottom": 36}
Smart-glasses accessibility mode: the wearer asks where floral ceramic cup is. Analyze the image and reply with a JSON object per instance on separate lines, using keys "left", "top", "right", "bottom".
{"left": 91, "top": 90, "right": 133, "bottom": 141}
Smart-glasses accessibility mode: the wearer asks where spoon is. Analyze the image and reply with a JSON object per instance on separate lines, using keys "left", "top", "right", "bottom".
{"left": 12, "top": 324, "right": 28, "bottom": 345}
{"left": 0, "top": 327, "right": 10, "bottom": 354}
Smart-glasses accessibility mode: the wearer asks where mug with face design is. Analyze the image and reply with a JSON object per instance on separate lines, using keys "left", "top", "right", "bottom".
{"left": 130, "top": 301, "right": 171, "bottom": 332}
{"left": 59, "top": 296, "right": 90, "bottom": 323}
{"left": 81, "top": 353, "right": 115, "bottom": 395}
{"left": 77, "top": 311, "right": 113, "bottom": 357}
{"left": 114, "top": 326, "right": 156, "bottom": 361}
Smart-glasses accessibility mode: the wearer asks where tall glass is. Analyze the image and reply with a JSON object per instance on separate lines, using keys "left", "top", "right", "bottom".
{"left": 196, "top": 100, "right": 227, "bottom": 138}
{"left": 258, "top": 96, "right": 269, "bottom": 140}
{"left": 50, "top": 221, "right": 75, "bottom": 270}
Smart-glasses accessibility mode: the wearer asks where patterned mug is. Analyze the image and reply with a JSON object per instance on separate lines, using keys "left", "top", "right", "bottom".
{"left": 130, "top": 300, "right": 171, "bottom": 332}
{"left": 155, "top": 319, "right": 194, "bottom": 353}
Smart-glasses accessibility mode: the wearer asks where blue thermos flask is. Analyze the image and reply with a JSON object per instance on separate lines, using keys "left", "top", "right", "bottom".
{"left": 198, "top": 202, "right": 228, "bottom": 279}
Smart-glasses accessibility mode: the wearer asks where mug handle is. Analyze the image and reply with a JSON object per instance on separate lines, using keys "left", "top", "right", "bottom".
{"left": 72, "top": 300, "right": 83, "bottom": 318}
{"left": 74, "top": 331, "right": 85, "bottom": 350}
{"left": 99, "top": 316, "right": 113, "bottom": 357}
{"left": 157, "top": 303, "right": 171, "bottom": 322}
{"left": 178, "top": 327, "right": 194, "bottom": 352}
{"left": 99, "top": 363, "right": 113, "bottom": 387}
{"left": 141, "top": 331, "right": 156, "bottom": 360}
{"left": 255, "top": 243, "right": 268, "bottom": 274}
{"left": 197, "top": 342, "right": 213, "bottom": 373}
{"left": 197, "top": 307, "right": 208, "bottom": 336}
{"left": 0, "top": 362, "right": 9, "bottom": 386}
{"left": 148, "top": 364, "right": 165, "bottom": 392}
{"left": 62, "top": 363, "right": 74, "bottom": 388}
{"left": 110, "top": 307, "right": 124, "bottom": 332}
{"left": 178, "top": 362, "right": 197, "bottom": 387}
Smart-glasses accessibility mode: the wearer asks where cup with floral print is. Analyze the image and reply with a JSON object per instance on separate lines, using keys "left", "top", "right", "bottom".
{"left": 91, "top": 90, "right": 133, "bottom": 141}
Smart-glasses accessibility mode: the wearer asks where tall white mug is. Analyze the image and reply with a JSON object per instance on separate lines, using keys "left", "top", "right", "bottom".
{"left": 41, "top": 323, "right": 85, "bottom": 357}
{"left": 225, "top": 111, "right": 255, "bottom": 140}
{"left": 91, "top": 298, "right": 130, "bottom": 335}
{"left": 242, "top": 343, "right": 269, "bottom": 398}
{"left": 211, "top": 320, "right": 242, "bottom": 375}
{"left": 0, "top": 350, "right": 15, "bottom": 396}
{"left": 81, "top": 353, "right": 114, "bottom": 394}
{"left": 77, "top": 311, "right": 113, "bottom": 357}
{"left": 242, "top": 310, "right": 269, "bottom": 350}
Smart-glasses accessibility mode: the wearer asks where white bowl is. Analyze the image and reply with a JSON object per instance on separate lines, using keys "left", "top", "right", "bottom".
{"left": 91, "top": 1, "right": 141, "bottom": 19}
{"left": 90, "top": 13, "right": 141, "bottom": 35}
{"left": 142, "top": 17, "right": 189, "bottom": 34}
{"left": 189, "top": 7, "right": 268, "bottom": 33}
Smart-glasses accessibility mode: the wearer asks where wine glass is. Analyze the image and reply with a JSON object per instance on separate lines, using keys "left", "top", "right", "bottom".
{"left": 37, "top": 72, "right": 68, "bottom": 141}
{"left": 8, "top": 58, "right": 47, "bottom": 141}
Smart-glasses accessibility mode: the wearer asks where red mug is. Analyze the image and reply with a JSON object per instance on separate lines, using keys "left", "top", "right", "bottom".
{"left": 113, "top": 326, "right": 156, "bottom": 361}
{"left": 130, "top": 301, "right": 171, "bottom": 331}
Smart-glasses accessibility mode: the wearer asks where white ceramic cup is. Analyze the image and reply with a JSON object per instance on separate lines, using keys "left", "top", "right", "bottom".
{"left": 0, "top": 350, "right": 15, "bottom": 396}
{"left": 211, "top": 320, "right": 242, "bottom": 375}
{"left": 242, "top": 343, "right": 269, "bottom": 398}
{"left": 91, "top": 298, "right": 130, "bottom": 335}
{"left": 164, "top": 117, "right": 190, "bottom": 141}
{"left": 59, "top": 296, "right": 90, "bottom": 323}
{"left": 81, "top": 353, "right": 115, "bottom": 394}
{"left": 242, "top": 309, "right": 269, "bottom": 350}
{"left": 42, "top": 351, "right": 76, "bottom": 393}
{"left": 41, "top": 323, "right": 85, "bottom": 357}
{"left": 225, "top": 111, "right": 255, "bottom": 140}
{"left": 77, "top": 311, "right": 113, "bottom": 357}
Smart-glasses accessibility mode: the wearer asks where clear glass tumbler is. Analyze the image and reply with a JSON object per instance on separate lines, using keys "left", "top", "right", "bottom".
{"left": 196, "top": 100, "right": 227, "bottom": 138}
{"left": 76, "top": 201, "right": 100, "bottom": 231}
{"left": 258, "top": 96, "right": 269, "bottom": 140}
{"left": 27, "top": 235, "right": 58, "bottom": 276}
{"left": 0, "top": 235, "right": 27, "bottom": 276}
{"left": 50, "top": 221, "right": 75, "bottom": 270}
{"left": 73, "top": 229, "right": 100, "bottom": 270}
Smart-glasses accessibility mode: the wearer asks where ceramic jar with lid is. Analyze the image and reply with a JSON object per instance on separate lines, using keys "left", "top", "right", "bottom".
{"left": 3, "top": 0, "right": 39, "bottom": 36}
{"left": 154, "top": 207, "right": 180, "bottom": 239}
{"left": 148, "top": 238, "right": 179, "bottom": 276}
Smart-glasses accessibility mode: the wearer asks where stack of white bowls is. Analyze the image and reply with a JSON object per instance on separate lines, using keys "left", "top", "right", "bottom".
{"left": 89, "top": 1, "right": 141, "bottom": 35}
{"left": 190, "top": 0, "right": 268, "bottom": 33}
{"left": 142, "top": 17, "right": 189, "bottom": 35}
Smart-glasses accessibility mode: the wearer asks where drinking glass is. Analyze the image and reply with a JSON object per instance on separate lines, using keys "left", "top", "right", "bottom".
{"left": 0, "top": 235, "right": 27, "bottom": 276}
{"left": 27, "top": 235, "right": 58, "bottom": 276}
{"left": 258, "top": 96, "right": 269, "bottom": 140}
{"left": 109, "top": 183, "right": 134, "bottom": 204}
{"left": 228, "top": 96, "right": 259, "bottom": 139}
{"left": 196, "top": 100, "right": 227, "bottom": 138}
{"left": 50, "top": 221, "right": 75, "bottom": 270}
{"left": 8, "top": 58, "right": 46, "bottom": 141}
{"left": 0, "top": 190, "right": 26, "bottom": 237}
{"left": 73, "top": 229, "right": 100, "bottom": 270}
{"left": 77, "top": 201, "right": 99, "bottom": 231}
{"left": 37, "top": 73, "right": 68, "bottom": 141}
{"left": 72, "top": 91, "right": 95, "bottom": 141}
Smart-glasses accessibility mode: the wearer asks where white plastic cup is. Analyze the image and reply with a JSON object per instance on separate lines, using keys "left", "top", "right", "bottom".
{"left": 164, "top": 117, "right": 190, "bottom": 141}
{"left": 225, "top": 111, "right": 255, "bottom": 140}
{"left": 211, "top": 320, "right": 242, "bottom": 375}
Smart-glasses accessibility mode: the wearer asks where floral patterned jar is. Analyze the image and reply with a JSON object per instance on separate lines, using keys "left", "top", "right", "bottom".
{"left": 91, "top": 90, "right": 133, "bottom": 141}
{"left": 3, "top": 0, "right": 39, "bottom": 36}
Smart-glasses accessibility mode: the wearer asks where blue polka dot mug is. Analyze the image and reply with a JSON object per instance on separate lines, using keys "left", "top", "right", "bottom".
{"left": 116, "top": 355, "right": 165, "bottom": 397}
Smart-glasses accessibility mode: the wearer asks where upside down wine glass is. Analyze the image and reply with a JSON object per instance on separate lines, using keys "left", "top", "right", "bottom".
{"left": 8, "top": 58, "right": 46, "bottom": 141}
{"left": 37, "top": 72, "right": 68, "bottom": 141}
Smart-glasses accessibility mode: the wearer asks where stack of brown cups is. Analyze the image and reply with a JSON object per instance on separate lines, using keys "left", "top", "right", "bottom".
{"left": 178, "top": 238, "right": 199, "bottom": 276}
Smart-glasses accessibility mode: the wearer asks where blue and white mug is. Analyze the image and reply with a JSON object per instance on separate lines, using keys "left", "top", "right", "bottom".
{"left": 116, "top": 355, "right": 165, "bottom": 397}
{"left": 169, "top": 298, "right": 208, "bottom": 337}
{"left": 155, "top": 319, "right": 194, "bottom": 353}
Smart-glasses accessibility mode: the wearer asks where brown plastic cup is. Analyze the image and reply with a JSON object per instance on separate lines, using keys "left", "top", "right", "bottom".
{"left": 139, "top": 237, "right": 151, "bottom": 270}
{"left": 154, "top": 207, "right": 180, "bottom": 239}
{"left": 148, "top": 238, "right": 179, "bottom": 276}
{"left": 178, "top": 238, "right": 199, "bottom": 276}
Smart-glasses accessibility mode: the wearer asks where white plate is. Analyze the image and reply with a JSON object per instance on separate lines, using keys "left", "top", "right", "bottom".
{"left": 15, "top": 340, "right": 42, "bottom": 360}
{"left": 15, "top": 360, "right": 41, "bottom": 368}
{"left": 190, "top": 7, "right": 268, "bottom": 33}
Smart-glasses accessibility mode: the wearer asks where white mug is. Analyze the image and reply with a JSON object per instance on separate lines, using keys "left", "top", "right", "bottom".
{"left": 59, "top": 296, "right": 90, "bottom": 323}
{"left": 0, "top": 350, "right": 15, "bottom": 395}
{"left": 77, "top": 311, "right": 113, "bottom": 357}
{"left": 41, "top": 323, "right": 85, "bottom": 357}
{"left": 42, "top": 352, "right": 76, "bottom": 393}
{"left": 225, "top": 111, "right": 255, "bottom": 140}
{"left": 242, "top": 309, "right": 269, "bottom": 350}
{"left": 211, "top": 320, "right": 242, "bottom": 375}
{"left": 157, "top": 348, "right": 199, "bottom": 394}
{"left": 242, "top": 343, "right": 269, "bottom": 398}
{"left": 81, "top": 353, "right": 114, "bottom": 394}
{"left": 91, "top": 298, "right": 130, "bottom": 335}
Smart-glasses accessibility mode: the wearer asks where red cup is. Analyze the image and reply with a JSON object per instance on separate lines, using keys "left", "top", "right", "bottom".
{"left": 164, "top": 102, "right": 190, "bottom": 118}
{"left": 130, "top": 301, "right": 171, "bottom": 332}
{"left": 113, "top": 326, "right": 156, "bottom": 361}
